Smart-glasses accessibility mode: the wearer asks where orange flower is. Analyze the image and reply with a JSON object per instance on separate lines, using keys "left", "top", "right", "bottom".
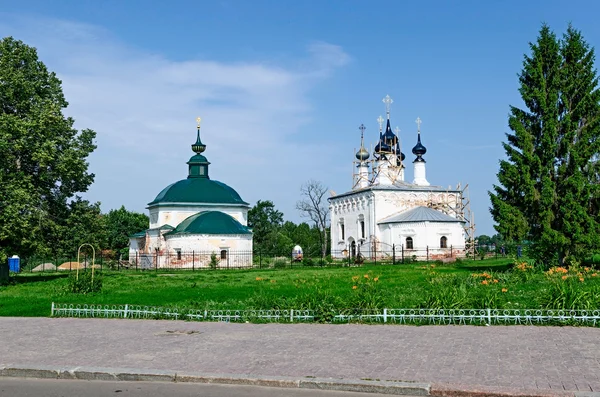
{"left": 364, "top": 274, "right": 369, "bottom": 279}
{"left": 501, "top": 288, "right": 508, "bottom": 293}
{"left": 562, "top": 275, "right": 568, "bottom": 280}
{"left": 352, "top": 276, "right": 359, "bottom": 282}
{"left": 592, "top": 273, "right": 598, "bottom": 277}
{"left": 374, "top": 277, "right": 379, "bottom": 282}
{"left": 430, "top": 265, "right": 436, "bottom": 268}
{"left": 255, "top": 277, "right": 263, "bottom": 281}
{"left": 352, "top": 285, "right": 358, "bottom": 290}
{"left": 493, "top": 279, "right": 499, "bottom": 283}
{"left": 579, "top": 277, "right": 585, "bottom": 282}
{"left": 481, "top": 280, "right": 488, "bottom": 285}
{"left": 548, "top": 269, "right": 554, "bottom": 275}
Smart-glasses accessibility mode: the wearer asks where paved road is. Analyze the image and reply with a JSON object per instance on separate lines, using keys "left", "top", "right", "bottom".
{"left": 0, "top": 378, "right": 390, "bottom": 397}
{"left": 1, "top": 318, "right": 599, "bottom": 393}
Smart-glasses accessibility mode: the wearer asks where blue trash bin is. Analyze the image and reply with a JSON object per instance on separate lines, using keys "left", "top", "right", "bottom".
{"left": 8, "top": 256, "right": 20, "bottom": 273}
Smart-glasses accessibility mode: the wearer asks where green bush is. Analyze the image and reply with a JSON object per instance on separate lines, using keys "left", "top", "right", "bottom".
{"left": 209, "top": 253, "right": 218, "bottom": 269}
{"left": 303, "top": 258, "right": 315, "bottom": 267}
{"left": 273, "top": 259, "right": 288, "bottom": 269}
{"left": 66, "top": 270, "right": 102, "bottom": 294}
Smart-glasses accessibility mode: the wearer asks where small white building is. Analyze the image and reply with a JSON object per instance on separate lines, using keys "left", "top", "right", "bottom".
{"left": 129, "top": 119, "right": 253, "bottom": 268}
{"left": 329, "top": 95, "right": 467, "bottom": 260}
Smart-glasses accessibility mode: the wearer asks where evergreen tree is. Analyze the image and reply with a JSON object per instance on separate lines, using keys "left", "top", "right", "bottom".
{"left": 490, "top": 24, "right": 600, "bottom": 265}
{"left": 0, "top": 37, "right": 97, "bottom": 262}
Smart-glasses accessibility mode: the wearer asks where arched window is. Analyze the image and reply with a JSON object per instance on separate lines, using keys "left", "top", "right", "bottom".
{"left": 358, "top": 214, "right": 365, "bottom": 239}
{"left": 440, "top": 236, "right": 448, "bottom": 249}
{"left": 406, "top": 237, "right": 414, "bottom": 250}
{"left": 220, "top": 249, "right": 228, "bottom": 260}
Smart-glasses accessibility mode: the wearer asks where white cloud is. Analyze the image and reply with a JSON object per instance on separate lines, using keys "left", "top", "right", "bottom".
{"left": 0, "top": 15, "right": 350, "bottom": 220}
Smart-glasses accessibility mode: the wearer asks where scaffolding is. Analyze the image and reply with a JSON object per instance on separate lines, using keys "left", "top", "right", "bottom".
{"left": 424, "top": 184, "right": 476, "bottom": 258}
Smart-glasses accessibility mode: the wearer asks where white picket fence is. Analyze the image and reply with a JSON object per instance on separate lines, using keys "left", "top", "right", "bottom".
{"left": 51, "top": 303, "right": 600, "bottom": 325}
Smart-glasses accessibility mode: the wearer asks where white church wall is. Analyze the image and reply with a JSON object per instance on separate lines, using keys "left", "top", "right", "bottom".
{"left": 148, "top": 205, "right": 248, "bottom": 229}
{"left": 330, "top": 192, "right": 373, "bottom": 257}
{"left": 387, "top": 221, "right": 465, "bottom": 259}
{"left": 129, "top": 233, "right": 253, "bottom": 269}
{"left": 330, "top": 188, "right": 466, "bottom": 259}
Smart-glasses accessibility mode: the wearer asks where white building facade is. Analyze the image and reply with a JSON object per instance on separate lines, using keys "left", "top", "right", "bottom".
{"left": 329, "top": 95, "right": 467, "bottom": 260}
{"left": 129, "top": 120, "right": 253, "bottom": 268}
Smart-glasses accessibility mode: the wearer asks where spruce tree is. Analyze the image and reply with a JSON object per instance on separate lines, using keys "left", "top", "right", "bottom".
{"left": 490, "top": 24, "right": 600, "bottom": 265}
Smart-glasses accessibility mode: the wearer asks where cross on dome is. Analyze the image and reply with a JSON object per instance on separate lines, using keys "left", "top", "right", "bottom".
{"left": 359, "top": 123, "right": 366, "bottom": 138}
{"left": 415, "top": 117, "right": 422, "bottom": 133}
{"left": 394, "top": 126, "right": 400, "bottom": 135}
{"left": 196, "top": 117, "right": 202, "bottom": 128}
{"left": 377, "top": 115, "right": 384, "bottom": 132}
{"left": 382, "top": 95, "right": 393, "bottom": 119}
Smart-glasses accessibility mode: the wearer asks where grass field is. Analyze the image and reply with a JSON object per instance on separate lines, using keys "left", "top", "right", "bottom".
{"left": 2, "top": 258, "right": 599, "bottom": 318}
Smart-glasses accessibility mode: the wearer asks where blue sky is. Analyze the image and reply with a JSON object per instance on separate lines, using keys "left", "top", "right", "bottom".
{"left": 2, "top": 0, "right": 599, "bottom": 236}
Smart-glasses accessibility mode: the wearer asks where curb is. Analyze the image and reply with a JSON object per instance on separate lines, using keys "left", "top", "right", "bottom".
{"left": 0, "top": 364, "right": 428, "bottom": 395}
{"left": 430, "top": 383, "right": 600, "bottom": 397}
{"left": 2, "top": 364, "right": 599, "bottom": 397}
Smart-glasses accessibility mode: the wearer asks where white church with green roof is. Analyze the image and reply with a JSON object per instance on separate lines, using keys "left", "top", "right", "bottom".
{"left": 129, "top": 118, "right": 253, "bottom": 268}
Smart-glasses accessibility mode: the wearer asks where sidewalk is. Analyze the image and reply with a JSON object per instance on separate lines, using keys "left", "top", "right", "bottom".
{"left": 1, "top": 317, "right": 599, "bottom": 396}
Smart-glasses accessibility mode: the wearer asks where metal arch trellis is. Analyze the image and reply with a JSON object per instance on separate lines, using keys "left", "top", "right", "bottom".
{"left": 50, "top": 304, "right": 600, "bottom": 326}
{"left": 76, "top": 243, "right": 96, "bottom": 282}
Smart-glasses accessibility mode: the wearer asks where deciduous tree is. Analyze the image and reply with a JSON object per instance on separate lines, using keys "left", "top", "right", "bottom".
{"left": 296, "top": 180, "right": 329, "bottom": 258}
{"left": 0, "top": 37, "right": 97, "bottom": 262}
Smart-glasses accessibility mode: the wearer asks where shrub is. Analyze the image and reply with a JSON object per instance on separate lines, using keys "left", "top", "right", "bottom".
{"left": 325, "top": 255, "right": 333, "bottom": 264}
{"left": 209, "top": 253, "right": 218, "bottom": 269}
{"left": 303, "top": 258, "right": 315, "bottom": 267}
{"left": 66, "top": 270, "right": 102, "bottom": 294}
{"left": 273, "top": 258, "right": 288, "bottom": 269}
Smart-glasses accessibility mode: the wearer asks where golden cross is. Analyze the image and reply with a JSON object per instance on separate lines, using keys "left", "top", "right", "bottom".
{"left": 196, "top": 117, "right": 202, "bottom": 128}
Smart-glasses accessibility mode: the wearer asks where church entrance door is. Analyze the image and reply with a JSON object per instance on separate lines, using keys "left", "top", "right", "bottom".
{"left": 350, "top": 240, "right": 356, "bottom": 258}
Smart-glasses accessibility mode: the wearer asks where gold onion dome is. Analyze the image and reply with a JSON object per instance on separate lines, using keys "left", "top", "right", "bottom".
{"left": 356, "top": 146, "right": 369, "bottom": 161}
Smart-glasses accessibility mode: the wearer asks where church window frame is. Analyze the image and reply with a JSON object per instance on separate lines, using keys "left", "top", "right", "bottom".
{"left": 405, "top": 237, "right": 414, "bottom": 250}
{"left": 175, "top": 248, "right": 182, "bottom": 261}
{"left": 358, "top": 214, "right": 365, "bottom": 239}
{"left": 440, "top": 236, "right": 448, "bottom": 249}
{"left": 339, "top": 218, "right": 345, "bottom": 241}
{"left": 220, "top": 249, "right": 228, "bottom": 260}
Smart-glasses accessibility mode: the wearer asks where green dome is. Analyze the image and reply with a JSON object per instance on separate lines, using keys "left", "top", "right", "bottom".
{"left": 148, "top": 178, "right": 248, "bottom": 206}
{"left": 165, "top": 211, "right": 252, "bottom": 236}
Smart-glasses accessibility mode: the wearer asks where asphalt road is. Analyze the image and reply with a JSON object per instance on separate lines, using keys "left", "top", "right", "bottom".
{"left": 0, "top": 378, "right": 396, "bottom": 397}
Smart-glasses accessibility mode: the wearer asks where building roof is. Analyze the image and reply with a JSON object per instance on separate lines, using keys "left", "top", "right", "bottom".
{"left": 330, "top": 183, "right": 461, "bottom": 201}
{"left": 129, "top": 224, "right": 174, "bottom": 238}
{"left": 378, "top": 206, "right": 465, "bottom": 224}
{"left": 164, "top": 211, "right": 252, "bottom": 236}
{"left": 148, "top": 178, "right": 248, "bottom": 207}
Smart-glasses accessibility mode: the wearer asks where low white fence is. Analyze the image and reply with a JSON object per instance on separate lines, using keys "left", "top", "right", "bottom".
{"left": 51, "top": 303, "right": 314, "bottom": 322}
{"left": 51, "top": 303, "right": 600, "bottom": 326}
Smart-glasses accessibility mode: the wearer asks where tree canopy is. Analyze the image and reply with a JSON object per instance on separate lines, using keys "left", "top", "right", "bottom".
{"left": 489, "top": 24, "right": 600, "bottom": 265}
{"left": 0, "top": 36, "right": 98, "bottom": 261}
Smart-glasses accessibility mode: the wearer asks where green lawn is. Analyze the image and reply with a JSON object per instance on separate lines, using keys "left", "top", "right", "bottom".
{"left": 1, "top": 258, "right": 599, "bottom": 317}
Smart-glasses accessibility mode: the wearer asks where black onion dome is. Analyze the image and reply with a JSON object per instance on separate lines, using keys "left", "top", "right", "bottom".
{"left": 412, "top": 135, "right": 426, "bottom": 156}
{"left": 395, "top": 143, "right": 406, "bottom": 162}
{"left": 382, "top": 119, "right": 397, "bottom": 146}
{"left": 374, "top": 139, "right": 390, "bottom": 154}
{"left": 412, "top": 133, "right": 427, "bottom": 162}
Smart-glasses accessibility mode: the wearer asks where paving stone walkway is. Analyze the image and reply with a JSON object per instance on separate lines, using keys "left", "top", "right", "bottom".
{"left": 1, "top": 318, "right": 599, "bottom": 393}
